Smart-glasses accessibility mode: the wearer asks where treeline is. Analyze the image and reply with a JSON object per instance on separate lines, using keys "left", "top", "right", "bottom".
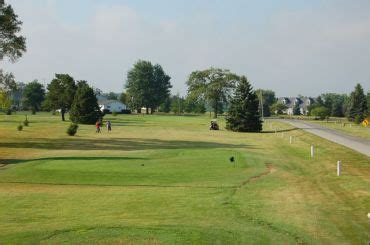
{"left": 0, "top": 72, "right": 103, "bottom": 124}
{"left": 257, "top": 84, "right": 369, "bottom": 123}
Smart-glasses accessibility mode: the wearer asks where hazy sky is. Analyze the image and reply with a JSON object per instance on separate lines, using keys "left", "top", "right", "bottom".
{"left": 2, "top": 0, "right": 370, "bottom": 96}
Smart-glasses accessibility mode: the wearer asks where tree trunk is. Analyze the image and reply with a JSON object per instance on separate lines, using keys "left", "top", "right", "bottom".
{"left": 146, "top": 106, "right": 149, "bottom": 114}
{"left": 150, "top": 107, "right": 154, "bottom": 114}
{"left": 61, "top": 108, "right": 65, "bottom": 121}
{"left": 137, "top": 108, "right": 141, "bottom": 114}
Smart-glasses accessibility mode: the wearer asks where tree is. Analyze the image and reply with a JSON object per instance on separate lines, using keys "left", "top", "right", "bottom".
{"left": 184, "top": 96, "right": 206, "bottom": 114}
{"left": 226, "top": 76, "right": 262, "bottom": 132}
{"left": 125, "top": 60, "right": 172, "bottom": 114}
{"left": 45, "top": 74, "right": 76, "bottom": 121}
{"left": 347, "top": 83, "right": 368, "bottom": 122}
{"left": 23, "top": 80, "right": 45, "bottom": 113}
{"left": 104, "top": 92, "right": 118, "bottom": 100}
{"left": 311, "top": 106, "right": 330, "bottom": 120}
{"left": 186, "top": 68, "right": 239, "bottom": 118}
{"left": 270, "top": 102, "right": 288, "bottom": 115}
{"left": 151, "top": 64, "right": 172, "bottom": 113}
{"left": 0, "top": 89, "right": 11, "bottom": 113}
{"left": 119, "top": 92, "right": 128, "bottom": 104}
{"left": 293, "top": 102, "right": 301, "bottom": 115}
{"left": 170, "top": 94, "right": 184, "bottom": 114}
{"left": 0, "top": 2, "right": 26, "bottom": 61}
{"left": 256, "top": 89, "right": 276, "bottom": 117}
{"left": 158, "top": 98, "right": 171, "bottom": 113}
{"left": 69, "top": 81, "right": 102, "bottom": 124}
{"left": 0, "top": 69, "right": 16, "bottom": 113}
{"left": 321, "top": 93, "right": 347, "bottom": 117}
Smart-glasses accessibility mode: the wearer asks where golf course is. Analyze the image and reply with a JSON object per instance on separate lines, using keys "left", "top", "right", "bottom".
{"left": 0, "top": 113, "right": 369, "bottom": 244}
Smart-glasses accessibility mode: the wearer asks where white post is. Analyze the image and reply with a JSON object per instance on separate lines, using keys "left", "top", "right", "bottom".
{"left": 337, "top": 161, "right": 341, "bottom": 176}
{"left": 311, "top": 145, "right": 314, "bottom": 158}
{"left": 289, "top": 136, "right": 292, "bottom": 144}
{"left": 350, "top": 124, "right": 352, "bottom": 128}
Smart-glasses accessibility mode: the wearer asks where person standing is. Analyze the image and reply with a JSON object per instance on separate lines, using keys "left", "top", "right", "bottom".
{"left": 106, "top": 120, "right": 112, "bottom": 132}
{"left": 96, "top": 120, "right": 101, "bottom": 133}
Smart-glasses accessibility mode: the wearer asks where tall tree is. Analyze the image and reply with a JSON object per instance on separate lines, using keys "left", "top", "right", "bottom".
{"left": 45, "top": 74, "right": 76, "bottom": 121}
{"left": 186, "top": 68, "right": 239, "bottom": 118}
{"left": 347, "top": 83, "right": 368, "bottom": 122}
{"left": 69, "top": 81, "right": 102, "bottom": 124}
{"left": 23, "top": 80, "right": 45, "bottom": 113}
{"left": 0, "top": 1, "right": 26, "bottom": 61}
{"left": 125, "top": 60, "right": 172, "bottom": 114}
{"left": 226, "top": 76, "right": 262, "bottom": 132}
{"left": 256, "top": 89, "right": 276, "bottom": 117}
{"left": 151, "top": 64, "right": 172, "bottom": 113}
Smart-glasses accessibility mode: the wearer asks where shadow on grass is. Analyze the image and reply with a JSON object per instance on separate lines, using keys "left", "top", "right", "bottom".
{"left": 0, "top": 156, "right": 146, "bottom": 165}
{"left": 0, "top": 138, "right": 252, "bottom": 151}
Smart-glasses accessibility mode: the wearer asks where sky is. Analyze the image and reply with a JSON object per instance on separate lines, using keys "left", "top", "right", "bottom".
{"left": 2, "top": 0, "right": 370, "bottom": 97}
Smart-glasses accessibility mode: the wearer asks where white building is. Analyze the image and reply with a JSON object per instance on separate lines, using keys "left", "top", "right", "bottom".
{"left": 99, "top": 100, "right": 128, "bottom": 113}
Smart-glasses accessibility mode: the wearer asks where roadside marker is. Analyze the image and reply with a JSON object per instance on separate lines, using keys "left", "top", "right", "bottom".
{"left": 311, "top": 145, "right": 314, "bottom": 158}
{"left": 337, "top": 161, "right": 341, "bottom": 176}
{"left": 289, "top": 136, "right": 292, "bottom": 144}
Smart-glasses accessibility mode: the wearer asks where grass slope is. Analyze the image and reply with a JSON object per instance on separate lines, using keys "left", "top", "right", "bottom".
{"left": 0, "top": 113, "right": 369, "bottom": 244}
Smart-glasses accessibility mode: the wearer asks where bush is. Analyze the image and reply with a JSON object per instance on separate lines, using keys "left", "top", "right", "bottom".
{"left": 6, "top": 109, "right": 12, "bottom": 115}
{"left": 66, "top": 123, "right": 79, "bottom": 136}
{"left": 311, "top": 106, "right": 330, "bottom": 120}
{"left": 17, "top": 124, "right": 23, "bottom": 131}
{"left": 112, "top": 110, "right": 118, "bottom": 116}
{"left": 354, "top": 115, "right": 362, "bottom": 124}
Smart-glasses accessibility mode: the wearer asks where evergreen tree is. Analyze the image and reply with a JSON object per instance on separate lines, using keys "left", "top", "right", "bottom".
{"left": 347, "top": 83, "right": 368, "bottom": 122}
{"left": 226, "top": 76, "right": 262, "bottom": 132}
{"left": 69, "top": 81, "right": 102, "bottom": 124}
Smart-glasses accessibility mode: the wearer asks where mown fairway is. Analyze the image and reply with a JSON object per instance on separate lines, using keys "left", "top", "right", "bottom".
{"left": 0, "top": 113, "right": 369, "bottom": 244}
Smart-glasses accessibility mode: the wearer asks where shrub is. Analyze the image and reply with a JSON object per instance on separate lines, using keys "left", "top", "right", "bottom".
{"left": 6, "top": 109, "right": 12, "bottom": 115}
{"left": 311, "top": 106, "right": 330, "bottom": 120}
{"left": 354, "top": 115, "right": 362, "bottom": 124}
{"left": 112, "top": 110, "right": 118, "bottom": 116}
{"left": 66, "top": 123, "right": 79, "bottom": 136}
{"left": 17, "top": 124, "right": 23, "bottom": 131}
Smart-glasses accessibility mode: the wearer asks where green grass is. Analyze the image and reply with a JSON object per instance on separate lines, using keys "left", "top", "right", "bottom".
{"left": 308, "top": 119, "right": 370, "bottom": 140}
{"left": 0, "top": 113, "right": 369, "bottom": 244}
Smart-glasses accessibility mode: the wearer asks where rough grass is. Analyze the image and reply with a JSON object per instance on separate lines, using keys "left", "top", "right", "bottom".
{"left": 0, "top": 113, "right": 369, "bottom": 244}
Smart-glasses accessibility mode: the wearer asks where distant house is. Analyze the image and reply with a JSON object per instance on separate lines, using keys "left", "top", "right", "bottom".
{"left": 278, "top": 97, "right": 314, "bottom": 115}
{"left": 97, "top": 96, "right": 128, "bottom": 113}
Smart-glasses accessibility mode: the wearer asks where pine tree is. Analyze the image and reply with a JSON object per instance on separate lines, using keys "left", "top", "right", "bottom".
{"left": 226, "top": 76, "right": 262, "bottom": 132}
{"left": 69, "top": 81, "right": 102, "bottom": 124}
{"left": 347, "top": 83, "right": 368, "bottom": 122}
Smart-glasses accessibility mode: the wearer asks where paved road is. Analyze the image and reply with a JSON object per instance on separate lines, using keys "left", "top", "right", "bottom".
{"left": 280, "top": 119, "right": 370, "bottom": 157}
